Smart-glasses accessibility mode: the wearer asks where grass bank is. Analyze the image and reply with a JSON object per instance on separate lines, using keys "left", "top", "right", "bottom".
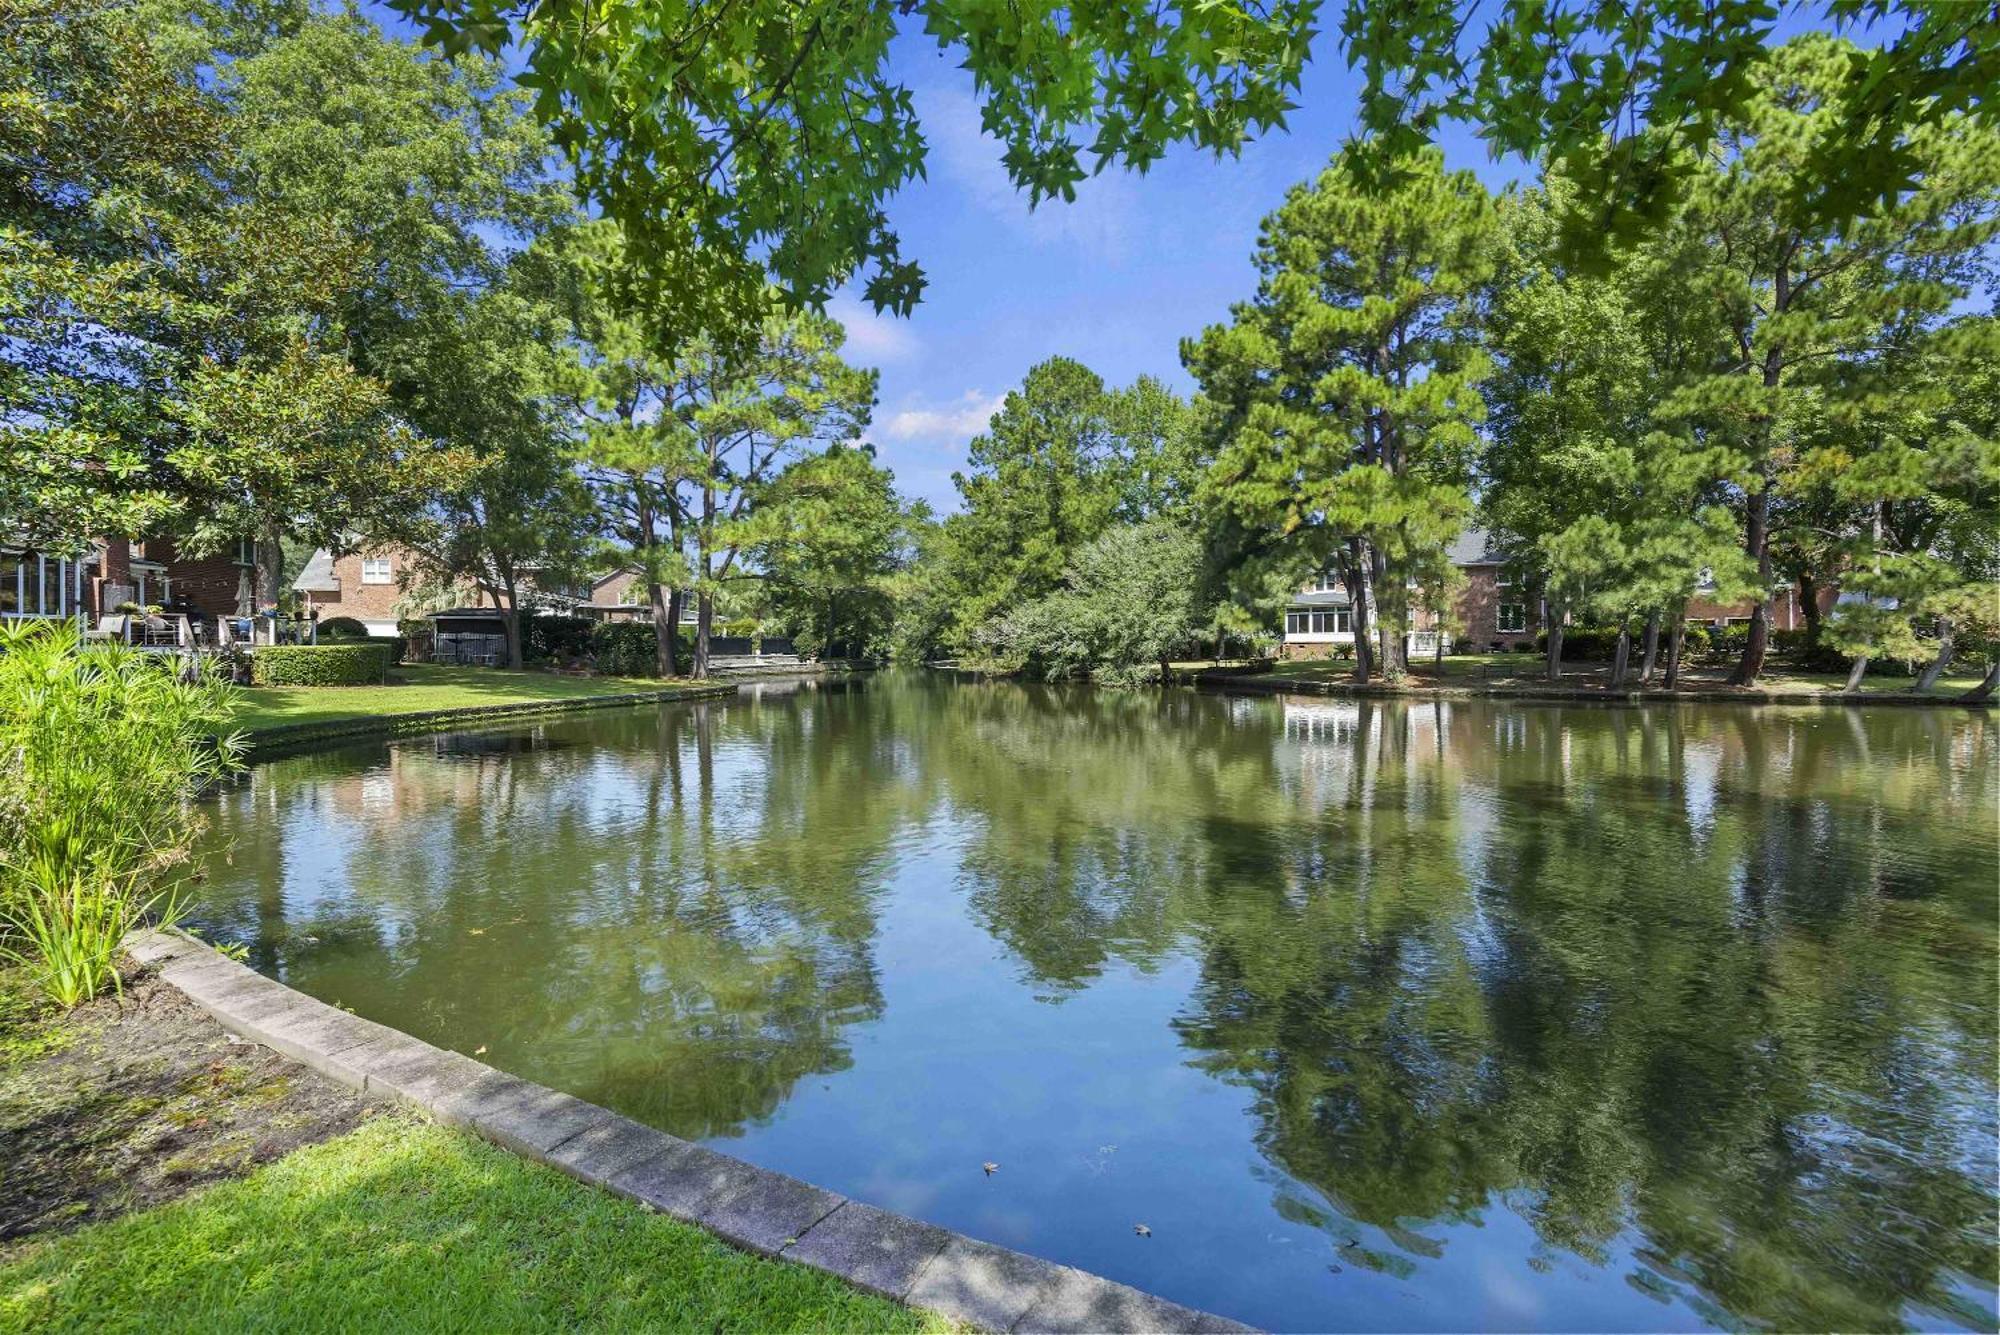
{"left": 0, "top": 964, "right": 944, "bottom": 1334}
{"left": 228, "top": 663, "right": 733, "bottom": 737}
{"left": 0, "top": 1118, "right": 941, "bottom": 1334}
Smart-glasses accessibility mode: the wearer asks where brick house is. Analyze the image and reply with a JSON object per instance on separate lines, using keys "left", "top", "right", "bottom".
{"left": 1279, "top": 529, "right": 1540, "bottom": 659}
{"left": 292, "top": 545, "right": 419, "bottom": 636}
{"left": 1684, "top": 580, "right": 1834, "bottom": 631}
{"left": 294, "top": 543, "right": 591, "bottom": 636}
{"left": 1, "top": 535, "right": 254, "bottom": 625}
{"left": 1419, "top": 530, "right": 1541, "bottom": 652}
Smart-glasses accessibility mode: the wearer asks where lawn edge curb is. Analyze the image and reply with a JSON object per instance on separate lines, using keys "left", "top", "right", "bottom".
{"left": 125, "top": 927, "right": 1256, "bottom": 1335}
{"left": 1186, "top": 670, "right": 1998, "bottom": 709}
{"left": 233, "top": 681, "right": 739, "bottom": 755}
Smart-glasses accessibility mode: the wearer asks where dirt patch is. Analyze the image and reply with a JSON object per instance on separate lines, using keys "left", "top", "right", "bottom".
{"left": 0, "top": 964, "right": 376, "bottom": 1250}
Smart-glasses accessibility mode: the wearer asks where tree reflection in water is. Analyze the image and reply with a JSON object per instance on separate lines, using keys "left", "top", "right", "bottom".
{"left": 192, "top": 676, "right": 1997, "bottom": 1331}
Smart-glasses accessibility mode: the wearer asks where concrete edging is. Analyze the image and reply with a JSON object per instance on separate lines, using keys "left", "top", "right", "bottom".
{"left": 125, "top": 928, "right": 1253, "bottom": 1335}
{"left": 236, "top": 682, "right": 739, "bottom": 755}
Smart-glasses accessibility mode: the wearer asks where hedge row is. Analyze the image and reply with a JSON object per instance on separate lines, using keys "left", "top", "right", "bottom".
{"left": 251, "top": 643, "right": 393, "bottom": 686}
{"left": 590, "top": 621, "right": 694, "bottom": 677}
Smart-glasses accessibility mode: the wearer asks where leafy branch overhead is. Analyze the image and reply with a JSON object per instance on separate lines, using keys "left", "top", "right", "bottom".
{"left": 386, "top": 0, "right": 1995, "bottom": 342}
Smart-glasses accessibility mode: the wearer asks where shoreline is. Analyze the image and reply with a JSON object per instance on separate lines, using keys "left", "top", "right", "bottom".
{"left": 124, "top": 928, "right": 1253, "bottom": 1334}
{"left": 1183, "top": 669, "right": 1997, "bottom": 710}
{"left": 232, "top": 680, "right": 741, "bottom": 756}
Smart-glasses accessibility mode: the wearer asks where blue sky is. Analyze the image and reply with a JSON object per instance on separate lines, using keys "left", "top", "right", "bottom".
{"left": 836, "top": 33, "right": 1529, "bottom": 511}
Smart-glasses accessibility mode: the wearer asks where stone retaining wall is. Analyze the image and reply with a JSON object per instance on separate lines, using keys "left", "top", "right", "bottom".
{"left": 125, "top": 929, "right": 1252, "bottom": 1335}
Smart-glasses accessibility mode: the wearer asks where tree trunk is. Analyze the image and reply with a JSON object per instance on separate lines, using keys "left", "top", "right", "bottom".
{"left": 1433, "top": 628, "right": 1444, "bottom": 671}
{"left": 1798, "top": 571, "right": 1823, "bottom": 654}
{"left": 1344, "top": 539, "right": 1372, "bottom": 685}
{"left": 1960, "top": 661, "right": 1998, "bottom": 702}
{"left": 1915, "top": 619, "right": 1956, "bottom": 692}
{"left": 1638, "top": 611, "right": 1661, "bottom": 684}
{"left": 1842, "top": 654, "right": 1870, "bottom": 694}
{"left": 694, "top": 592, "right": 713, "bottom": 679}
{"left": 1370, "top": 543, "right": 1407, "bottom": 679}
{"left": 1544, "top": 612, "right": 1564, "bottom": 684}
{"left": 501, "top": 608, "right": 523, "bottom": 670}
{"left": 647, "top": 580, "right": 679, "bottom": 677}
{"left": 1729, "top": 484, "right": 1772, "bottom": 685}
{"left": 1664, "top": 618, "right": 1685, "bottom": 690}
{"left": 1610, "top": 625, "right": 1632, "bottom": 689}
{"left": 252, "top": 522, "right": 287, "bottom": 644}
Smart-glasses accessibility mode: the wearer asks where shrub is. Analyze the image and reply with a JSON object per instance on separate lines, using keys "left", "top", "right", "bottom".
{"left": 317, "top": 616, "right": 370, "bottom": 639}
{"left": 589, "top": 621, "right": 692, "bottom": 677}
{"left": 250, "top": 643, "right": 392, "bottom": 686}
{"left": 524, "top": 615, "right": 594, "bottom": 664}
{"left": 0, "top": 622, "right": 245, "bottom": 1006}
{"left": 1702, "top": 624, "right": 1750, "bottom": 664}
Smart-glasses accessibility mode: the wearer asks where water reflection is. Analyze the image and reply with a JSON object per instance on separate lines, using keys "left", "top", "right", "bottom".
{"left": 190, "top": 676, "right": 1998, "bottom": 1331}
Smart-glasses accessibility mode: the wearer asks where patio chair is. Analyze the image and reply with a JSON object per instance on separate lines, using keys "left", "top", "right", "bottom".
{"left": 85, "top": 614, "right": 129, "bottom": 644}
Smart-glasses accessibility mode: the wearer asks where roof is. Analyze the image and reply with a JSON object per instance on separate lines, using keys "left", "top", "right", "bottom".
{"left": 1287, "top": 587, "right": 1353, "bottom": 608}
{"left": 292, "top": 548, "right": 339, "bottom": 593}
{"left": 429, "top": 607, "right": 507, "bottom": 622}
{"left": 1445, "top": 528, "right": 1509, "bottom": 567}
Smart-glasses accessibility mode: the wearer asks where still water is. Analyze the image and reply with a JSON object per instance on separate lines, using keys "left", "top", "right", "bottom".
{"left": 189, "top": 674, "right": 1999, "bottom": 1331}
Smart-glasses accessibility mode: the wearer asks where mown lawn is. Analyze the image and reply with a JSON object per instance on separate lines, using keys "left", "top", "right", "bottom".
{"left": 0, "top": 1117, "right": 946, "bottom": 1334}
{"left": 228, "top": 663, "right": 722, "bottom": 734}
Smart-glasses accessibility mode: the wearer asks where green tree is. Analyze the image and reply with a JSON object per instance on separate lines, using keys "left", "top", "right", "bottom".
{"left": 389, "top": 270, "right": 598, "bottom": 669}
{"left": 203, "top": 7, "right": 566, "bottom": 600}
{"left": 1484, "top": 171, "right": 1756, "bottom": 687}
{"left": 1670, "top": 35, "right": 2000, "bottom": 685}
{"left": 1801, "top": 319, "right": 2000, "bottom": 692}
{"left": 745, "top": 443, "right": 908, "bottom": 659}
{"left": 941, "top": 357, "right": 1125, "bottom": 650}
{"left": 563, "top": 225, "right": 701, "bottom": 677}
{"left": 1187, "top": 148, "right": 1495, "bottom": 682}
{"left": 684, "top": 310, "right": 875, "bottom": 676}
{"left": 991, "top": 520, "right": 1206, "bottom": 685}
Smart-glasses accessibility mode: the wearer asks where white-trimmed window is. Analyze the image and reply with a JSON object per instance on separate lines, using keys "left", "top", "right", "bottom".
{"left": 1497, "top": 603, "right": 1527, "bottom": 633}
{"left": 360, "top": 556, "right": 393, "bottom": 585}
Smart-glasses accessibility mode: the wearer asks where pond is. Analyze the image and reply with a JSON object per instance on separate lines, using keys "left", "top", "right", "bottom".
{"left": 188, "top": 674, "right": 1999, "bottom": 1332}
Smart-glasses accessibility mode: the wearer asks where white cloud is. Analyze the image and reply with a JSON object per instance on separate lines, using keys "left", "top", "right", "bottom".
{"left": 883, "top": 388, "right": 1006, "bottom": 442}
{"left": 916, "top": 84, "right": 1137, "bottom": 261}
{"left": 828, "top": 295, "right": 918, "bottom": 365}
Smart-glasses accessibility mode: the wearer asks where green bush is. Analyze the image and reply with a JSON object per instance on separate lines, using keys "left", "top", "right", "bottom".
{"left": 525, "top": 616, "right": 594, "bottom": 663}
{"left": 0, "top": 622, "right": 244, "bottom": 1006}
{"left": 589, "top": 621, "right": 692, "bottom": 677}
{"left": 251, "top": 643, "right": 392, "bottom": 686}
{"left": 1534, "top": 626, "right": 1627, "bottom": 661}
{"left": 317, "top": 616, "right": 370, "bottom": 639}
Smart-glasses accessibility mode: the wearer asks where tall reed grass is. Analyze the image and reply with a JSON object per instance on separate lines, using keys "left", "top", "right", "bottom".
{"left": 0, "top": 621, "right": 245, "bottom": 1005}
